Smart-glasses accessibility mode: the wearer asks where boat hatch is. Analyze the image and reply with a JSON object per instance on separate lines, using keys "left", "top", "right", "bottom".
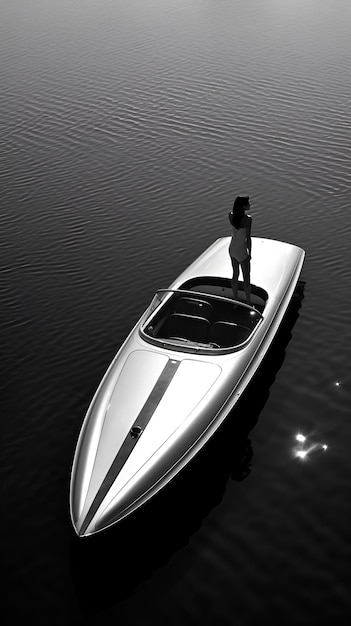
{"left": 140, "top": 285, "right": 265, "bottom": 354}
{"left": 130, "top": 426, "right": 143, "bottom": 439}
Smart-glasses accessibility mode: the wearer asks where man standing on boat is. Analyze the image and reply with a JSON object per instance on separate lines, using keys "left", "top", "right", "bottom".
{"left": 228, "top": 195, "right": 252, "bottom": 305}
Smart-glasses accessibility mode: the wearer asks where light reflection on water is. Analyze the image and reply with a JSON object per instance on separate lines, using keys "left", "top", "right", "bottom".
{"left": 293, "top": 433, "right": 328, "bottom": 460}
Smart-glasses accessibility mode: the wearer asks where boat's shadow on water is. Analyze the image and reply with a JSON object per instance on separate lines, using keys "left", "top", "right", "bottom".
{"left": 70, "top": 283, "right": 305, "bottom": 613}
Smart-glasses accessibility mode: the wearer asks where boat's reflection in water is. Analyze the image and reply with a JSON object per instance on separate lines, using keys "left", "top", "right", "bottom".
{"left": 70, "top": 282, "right": 305, "bottom": 613}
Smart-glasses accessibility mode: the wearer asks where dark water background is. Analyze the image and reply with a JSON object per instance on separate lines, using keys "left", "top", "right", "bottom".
{"left": 2, "top": 1, "right": 351, "bottom": 624}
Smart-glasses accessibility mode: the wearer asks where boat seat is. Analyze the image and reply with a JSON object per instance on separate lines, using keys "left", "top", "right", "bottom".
{"left": 161, "top": 313, "right": 211, "bottom": 343}
{"left": 209, "top": 321, "right": 249, "bottom": 348}
{"left": 217, "top": 304, "right": 260, "bottom": 328}
{"left": 173, "top": 297, "right": 214, "bottom": 322}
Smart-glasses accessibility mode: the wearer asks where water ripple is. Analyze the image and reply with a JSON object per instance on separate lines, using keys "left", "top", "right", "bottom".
{"left": 2, "top": 0, "right": 351, "bottom": 624}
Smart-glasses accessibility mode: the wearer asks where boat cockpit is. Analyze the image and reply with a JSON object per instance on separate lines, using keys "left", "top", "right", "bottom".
{"left": 140, "top": 278, "right": 268, "bottom": 354}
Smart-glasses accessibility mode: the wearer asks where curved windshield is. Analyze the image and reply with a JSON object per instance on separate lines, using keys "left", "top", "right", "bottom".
{"left": 140, "top": 289, "right": 263, "bottom": 353}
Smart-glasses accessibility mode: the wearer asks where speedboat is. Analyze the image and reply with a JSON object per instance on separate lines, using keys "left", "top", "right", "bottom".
{"left": 70, "top": 237, "right": 305, "bottom": 536}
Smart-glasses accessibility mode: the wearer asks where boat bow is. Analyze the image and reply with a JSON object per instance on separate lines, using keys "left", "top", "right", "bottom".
{"left": 71, "top": 349, "right": 221, "bottom": 535}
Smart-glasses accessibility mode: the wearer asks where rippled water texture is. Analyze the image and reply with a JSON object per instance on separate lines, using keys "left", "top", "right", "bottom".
{"left": 2, "top": 1, "right": 351, "bottom": 624}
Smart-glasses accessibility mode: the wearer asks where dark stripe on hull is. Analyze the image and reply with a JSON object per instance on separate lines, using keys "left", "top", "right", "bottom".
{"left": 80, "top": 358, "right": 180, "bottom": 535}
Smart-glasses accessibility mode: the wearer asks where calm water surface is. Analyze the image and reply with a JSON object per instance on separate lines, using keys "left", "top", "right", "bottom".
{"left": 2, "top": 1, "right": 351, "bottom": 624}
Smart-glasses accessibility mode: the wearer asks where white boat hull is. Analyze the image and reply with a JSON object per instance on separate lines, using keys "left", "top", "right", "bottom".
{"left": 70, "top": 237, "right": 305, "bottom": 536}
